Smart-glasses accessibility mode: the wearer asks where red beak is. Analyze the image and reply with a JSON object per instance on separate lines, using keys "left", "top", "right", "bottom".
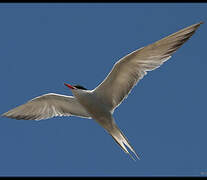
{"left": 64, "top": 83, "right": 75, "bottom": 89}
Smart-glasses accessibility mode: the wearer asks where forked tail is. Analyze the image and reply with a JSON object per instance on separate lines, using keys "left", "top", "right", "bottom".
{"left": 109, "top": 123, "right": 140, "bottom": 161}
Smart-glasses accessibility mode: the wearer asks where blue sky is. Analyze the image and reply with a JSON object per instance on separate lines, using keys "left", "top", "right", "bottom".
{"left": 0, "top": 3, "right": 206, "bottom": 176}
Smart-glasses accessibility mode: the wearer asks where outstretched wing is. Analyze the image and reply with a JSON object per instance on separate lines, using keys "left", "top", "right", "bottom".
{"left": 94, "top": 22, "right": 203, "bottom": 112}
{"left": 2, "top": 93, "right": 91, "bottom": 120}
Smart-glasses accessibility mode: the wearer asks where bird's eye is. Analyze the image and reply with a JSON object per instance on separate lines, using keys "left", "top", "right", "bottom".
{"left": 73, "top": 85, "right": 87, "bottom": 90}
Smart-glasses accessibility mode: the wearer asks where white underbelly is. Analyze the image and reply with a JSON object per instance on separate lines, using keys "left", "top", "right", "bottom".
{"left": 75, "top": 92, "right": 114, "bottom": 131}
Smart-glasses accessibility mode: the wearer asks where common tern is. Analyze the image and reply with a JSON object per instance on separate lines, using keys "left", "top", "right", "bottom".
{"left": 2, "top": 22, "right": 203, "bottom": 160}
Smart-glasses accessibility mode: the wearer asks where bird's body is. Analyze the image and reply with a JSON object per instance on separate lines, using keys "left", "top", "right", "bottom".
{"left": 71, "top": 88, "right": 139, "bottom": 159}
{"left": 73, "top": 90, "right": 112, "bottom": 125}
{"left": 2, "top": 22, "right": 203, "bottom": 160}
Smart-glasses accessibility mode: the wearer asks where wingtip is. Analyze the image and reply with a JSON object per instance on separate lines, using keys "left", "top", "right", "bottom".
{"left": 191, "top": 21, "right": 204, "bottom": 29}
{"left": 199, "top": 21, "right": 204, "bottom": 25}
{"left": 189, "top": 21, "right": 204, "bottom": 29}
{"left": 1, "top": 110, "right": 11, "bottom": 118}
{"left": 1, "top": 112, "right": 6, "bottom": 117}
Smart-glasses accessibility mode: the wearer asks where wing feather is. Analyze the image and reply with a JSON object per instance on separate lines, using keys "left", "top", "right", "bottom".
{"left": 94, "top": 22, "right": 203, "bottom": 111}
{"left": 2, "top": 93, "right": 91, "bottom": 120}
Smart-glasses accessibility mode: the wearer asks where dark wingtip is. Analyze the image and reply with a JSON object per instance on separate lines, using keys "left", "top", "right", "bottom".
{"left": 192, "top": 21, "right": 204, "bottom": 29}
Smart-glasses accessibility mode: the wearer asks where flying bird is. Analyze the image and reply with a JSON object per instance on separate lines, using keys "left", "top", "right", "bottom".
{"left": 2, "top": 22, "right": 203, "bottom": 160}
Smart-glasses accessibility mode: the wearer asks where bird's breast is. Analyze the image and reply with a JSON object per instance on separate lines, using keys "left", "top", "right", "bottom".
{"left": 73, "top": 90, "right": 114, "bottom": 131}
{"left": 74, "top": 91, "right": 111, "bottom": 120}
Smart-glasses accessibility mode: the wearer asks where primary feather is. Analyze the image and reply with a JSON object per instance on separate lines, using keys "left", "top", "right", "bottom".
{"left": 94, "top": 22, "right": 203, "bottom": 112}
{"left": 2, "top": 93, "right": 91, "bottom": 120}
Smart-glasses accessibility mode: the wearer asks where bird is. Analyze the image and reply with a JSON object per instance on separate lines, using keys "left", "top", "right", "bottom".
{"left": 2, "top": 21, "right": 203, "bottom": 160}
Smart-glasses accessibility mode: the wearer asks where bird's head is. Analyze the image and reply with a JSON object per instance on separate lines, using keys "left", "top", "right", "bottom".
{"left": 64, "top": 83, "right": 87, "bottom": 91}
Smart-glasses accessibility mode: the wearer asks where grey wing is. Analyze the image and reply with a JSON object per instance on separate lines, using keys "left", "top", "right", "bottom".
{"left": 2, "top": 93, "right": 91, "bottom": 120}
{"left": 94, "top": 22, "right": 203, "bottom": 112}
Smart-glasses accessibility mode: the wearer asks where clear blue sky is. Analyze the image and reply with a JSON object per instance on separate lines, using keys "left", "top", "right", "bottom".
{"left": 0, "top": 3, "right": 206, "bottom": 176}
